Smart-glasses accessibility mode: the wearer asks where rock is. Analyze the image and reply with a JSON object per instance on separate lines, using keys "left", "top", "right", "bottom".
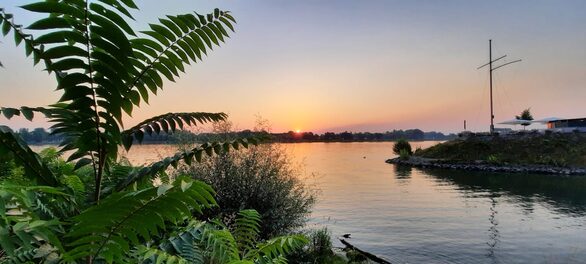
{"left": 386, "top": 156, "right": 586, "bottom": 176}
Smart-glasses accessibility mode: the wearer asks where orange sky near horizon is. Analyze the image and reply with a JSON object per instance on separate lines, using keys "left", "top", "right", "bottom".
{"left": 1, "top": 1, "right": 585, "bottom": 134}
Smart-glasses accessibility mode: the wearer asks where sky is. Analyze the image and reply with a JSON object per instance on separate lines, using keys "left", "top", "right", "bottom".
{"left": 1, "top": 0, "right": 585, "bottom": 133}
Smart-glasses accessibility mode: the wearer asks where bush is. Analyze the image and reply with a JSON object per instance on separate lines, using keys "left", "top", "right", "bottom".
{"left": 393, "top": 139, "right": 413, "bottom": 156}
{"left": 309, "top": 228, "right": 333, "bottom": 258}
{"left": 399, "top": 149, "right": 411, "bottom": 160}
{"left": 288, "top": 227, "right": 348, "bottom": 264}
{"left": 0, "top": 155, "right": 26, "bottom": 185}
{"left": 176, "top": 143, "right": 316, "bottom": 239}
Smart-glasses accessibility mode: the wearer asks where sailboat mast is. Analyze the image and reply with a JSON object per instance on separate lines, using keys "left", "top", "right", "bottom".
{"left": 489, "top": 40, "right": 494, "bottom": 133}
{"left": 477, "top": 40, "right": 521, "bottom": 134}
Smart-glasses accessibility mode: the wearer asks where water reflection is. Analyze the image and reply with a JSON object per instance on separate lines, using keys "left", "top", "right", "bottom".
{"left": 487, "top": 193, "right": 500, "bottom": 263}
{"left": 394, "top": 165, "right": 412, "bottom": 179}
{"left": 420, "top": 168, "right": 586, "bottom": 217}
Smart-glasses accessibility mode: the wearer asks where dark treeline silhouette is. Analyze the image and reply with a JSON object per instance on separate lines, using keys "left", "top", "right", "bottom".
{"left": 15, "top": 128, "right": 65, "bottom": 144}
{"left": 272, "top": 129, "right": 456, "bottom": 142}
{"left": 13, "top": 127, "right": 455, "bottom": 145}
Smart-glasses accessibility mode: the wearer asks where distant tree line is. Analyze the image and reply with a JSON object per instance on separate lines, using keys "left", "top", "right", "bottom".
{"left": 14, "top": 128, "right": 65, "bottom": 144}
{"left": 272, "top": 129, "right": 456, "bottom": 142}
{"left": 12, "top": 127, "right": 455, "bottom": 145}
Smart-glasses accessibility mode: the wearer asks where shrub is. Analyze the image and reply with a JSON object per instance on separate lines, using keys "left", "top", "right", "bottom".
{"left": 487, "top": 154, "right": 500, "bottom": 164}
{"left": 288, "top": 227, "right": 347, "bottom": 264}
{"left": 393, "top": 139, "right": 413, "bottom": 156}
{"left": 176, "top": 143, "right": 316, "bottom": 239}
{"left": 0, "top": 155, "right": 26, "bottom": 185}
{"left": 309, "top": 228, "right": 333, "bottom": 258}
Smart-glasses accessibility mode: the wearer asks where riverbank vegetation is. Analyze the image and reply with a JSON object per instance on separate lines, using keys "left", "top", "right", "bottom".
{"left": 415, "top": 131, "right": 586, "bottom": 167}
{"left": 175, "top": 129, "right": 317, "bottom": 239}
{"left": 0, "top": 1, "right": 313, "bottom": 262}
{"left": 0, "top": 1, "right": 373, "bottom": 263}
{"left": 393, "top": 139, "right": 413, "bottom": 159}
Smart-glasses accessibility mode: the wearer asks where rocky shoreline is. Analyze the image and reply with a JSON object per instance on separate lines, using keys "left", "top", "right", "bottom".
{"left": 386, "top": 156, "right": 586, "bottom": 176}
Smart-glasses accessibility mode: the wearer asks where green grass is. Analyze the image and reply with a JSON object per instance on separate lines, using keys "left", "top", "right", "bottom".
{"left": 415, "top": 132, "right": 586, "bottom": 167}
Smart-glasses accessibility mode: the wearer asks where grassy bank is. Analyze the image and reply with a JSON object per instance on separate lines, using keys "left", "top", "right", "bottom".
{"left": 414, "top": 131, "right": 586, "bottom": 167}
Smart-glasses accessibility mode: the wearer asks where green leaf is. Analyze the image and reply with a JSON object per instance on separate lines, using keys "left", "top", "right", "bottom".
{"left": 167, "top": 15, "right": 189, "bottom": 33}
{"left": 180, "top": 180, "right": 192, "bottom": 192}
{"left": 34, "top": 30, "right": 86, "bottom": 44}
{"left": 49, "top": 58, "right": 89, "bottom": 71}
{"left": 65, "top": 180, "right": 217, "bottom": 262}
{"left": 74, "top": 158, "right": 92, "bottom": 170}
{"left": 90, "top": 3, "right": 136, "bottom": 36}
{"left": 98, "top": 0, "right": 135, "bottom": 19}
{"left": 219, "top": 17, "right": 235, "bottom": 32}
{"left": 157, "top": 184, "right": 173, "bottom": 196}
{"left": 207, "top": 23, "right": 225, "bottom": 42}
{"left": 2, "top": 18, "right": 11, "bottom": 36}
{"left": 20, "top": 2, "right": 84, "bottom": 19}
{"left": 150, "top": 24, "right": 176, "bottom": 42}
{"left": 159, "top": 18, "right": 183, "bottom": 37}
{"left": 0, "top": 126, "right": 58, "bottom": 186}
{"left": 1, "top": 107, "right": 19, "bottom": 119}
{"left": 58, "top": 73, "right": 92, "bottom": 90}
{"left": 141, "top": 30, "right": 170, "bottom": 46}
{"left": 202, "top": 27, "right": 219, "bottom": 45}
{"left": 89, "top": 15, "right": 131, "bottom": 53}
{"left": 131, "top": 38, "right": 163, "bottom": 52}
{"left": 27, "top": 17, "right": 71, "bottom": 30}
{"left": 14, "top": 31, "right": 23, "bottom": 46}
{"left": 164, "top": 51, "right": 185, "bottom": 72}
{"left": 195, "top": 29, "right": 212, "bottom": 49}
{"left": 154, "top": 62, "right": 175, "bottom": 81}
{"left": 43, "top": 45, "right": 88, "bottom": 59}
{"left": 20, "top": 107, "right": 34, "bottom": 121}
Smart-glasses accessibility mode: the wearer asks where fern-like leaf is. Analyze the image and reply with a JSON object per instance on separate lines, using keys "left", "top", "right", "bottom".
{"left": 110, "top": 138, "right": 258, "bottom": 194}
{"left": 63, "top": 179, "right": 217, "bottom": 263}
{"left": 129, "top": 9, "right": 236, "bottom": 101}
{"left": 0, "top": 8, "right": 53, "bottom": 68}
{"left": 121, "top": 112, "right": 228, "bottom": 150}
{"left": 0, "top": 126, "right": 58, "bottom": 186}
{"left": 0, "top": 184, "right": 66, "bottom": 259}
{"left": 132, "top": 245, "right": 189, "bottom": 264}
{"left": 202, "top": 228, "right": 240, "bottom": 263}
{"left": 0, "top": 106, "right": 61, "bottom": 121}
{"left": 252, "top": 235, "right": 309, "bottom": 261}
{"left": 233, "top": 209, "right": 261, "bottom": 257}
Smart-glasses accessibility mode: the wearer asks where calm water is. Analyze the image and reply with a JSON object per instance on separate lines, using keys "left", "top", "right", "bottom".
{"left": 35, "top": 142, "right": 586, "bottom": 263}
{"left": 281, "top": 142, "right": 586, "bottom": 264}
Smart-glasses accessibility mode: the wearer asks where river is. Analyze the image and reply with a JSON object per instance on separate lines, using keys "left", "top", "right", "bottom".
{"left": 34, "top": 142, "right": 586, "bottom": 263}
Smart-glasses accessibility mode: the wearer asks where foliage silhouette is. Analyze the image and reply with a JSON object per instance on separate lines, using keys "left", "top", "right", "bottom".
{"left": 515, "top": 108, "right": 534, "bottom": 129}
{"left": 0, "top": 1, "right": 271, "bottom": 263}
{"left": 393, "top": 139, "right": 413, "bottom": 156}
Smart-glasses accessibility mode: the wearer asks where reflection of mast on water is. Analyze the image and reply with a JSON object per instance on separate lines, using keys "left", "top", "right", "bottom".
{"left": 487, "top": 192, "right": 501, "bottom": 263}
